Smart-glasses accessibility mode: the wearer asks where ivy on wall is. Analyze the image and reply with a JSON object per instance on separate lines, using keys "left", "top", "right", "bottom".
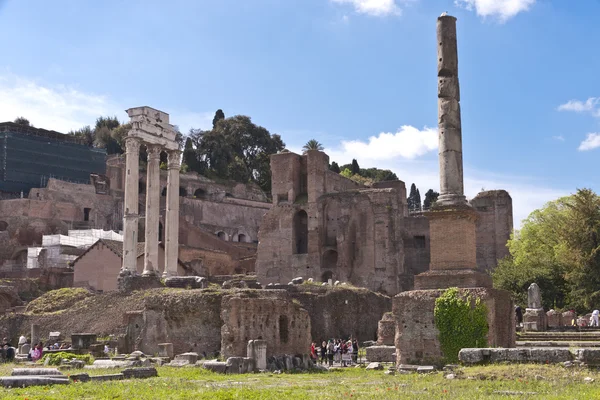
{"left": 434, "top": 287, "right": 488, "bottom": 363}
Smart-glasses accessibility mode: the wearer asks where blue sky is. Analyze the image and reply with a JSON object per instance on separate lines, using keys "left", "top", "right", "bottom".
{"left": 0, "top": 0, "right": 598, "bottom": 226}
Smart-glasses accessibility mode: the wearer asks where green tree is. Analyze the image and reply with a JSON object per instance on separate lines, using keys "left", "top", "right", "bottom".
{"left": 182, "top": 137, "right": 201, "bottom": 174}
{"left": 14, "top": 117, "right": 31, "bottom": 126}
{"left": 493, "top": 189, "right": 600, "bottom": 312}
{"left": 302, "top": 139, "right": 324, "bottom": 153}
{"left": 423, "top": 189, "right": 439, "bottom": 209}
{"left": 192, "top": 114, "right": 284, "bottom": 194}
{"left": 407, "top": 183, "right": 422, "bottom": 211}
{"left": 351, "top": 159, "right": 360, "bottom": 175}
{"left": 69, "top": 126, "right": 94, "bottom": 147}
{"left": 94, "top": 116, "right": 120, "bottom": 131}
{"left": 330, "top": 161, "right": 341, "bottom": 173}
{"left": 212, "top": 109, "right": 225, "bottom": 128}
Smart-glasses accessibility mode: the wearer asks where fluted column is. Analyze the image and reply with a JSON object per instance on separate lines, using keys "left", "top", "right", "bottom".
{"left": 164, "top": 150, "right": 181, "bottom": 277}
{"left": 122, "top": 137, "right": 141, "bottom": 274}
{"left": 143, "top": 144, "right": 161, "bottom": 276}
{"left": 436, "top": 14, "right": 467, "bottom": 207}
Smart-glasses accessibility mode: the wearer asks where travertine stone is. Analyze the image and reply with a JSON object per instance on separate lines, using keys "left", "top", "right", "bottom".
{"left": 436, "top": 14, "right": 466, "bottom": 207}
{"left": 247, "top": 340, "right": 267, "bottom": 371}
{"left": 164, "top": 150, "right": 181, "bottom": 278}
{"left": 122, "top": 137, "right": 141, "bottom": 273}
{"left": 143, "top": 145, "right": 161, "bottom": 276}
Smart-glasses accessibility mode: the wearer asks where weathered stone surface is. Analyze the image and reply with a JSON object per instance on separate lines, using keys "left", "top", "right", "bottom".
{"left": 242, "top": 357, "right": 254, "bottom": 373}
{"left": 221, "top": 291, "right": 311, "bottom": 359}
{"left": 1, "top": 376, "right": 69, "bottom": 387}
{"left": 158, "top": 343, "right": 174, "bottom": 359}
{"left": 226, "top": 357, "right": 244, "bottom": 374}
{"left": 524, "top": 308, "right": 547, "bottom": 332}
{"left": 90, "top": 374, "right": 125, "bottom": 382}
{"left": 71, "top": 333, "right": 97, "bottom": 350}
{"left": 366, "top": 346, "right": 396, "bottom": 363}
{"left": 527, "top": 283, "right": 543, "bottom": 309}
{"left": 291, "top": 277, "right": 304, "bottom": 285}
{"left": 69, "top": 373, "right": 90, "bottom": 382}
{"left": 247, "top": 340, "right": 267, "bottom": 371}
{"left": 574, "top": 349, "right": 600, "bottom": 365}
{"left": 203, "top": 361, "right": 228, "bottom": 373}
{"left": 164, "top": 276, "right": 207, "bottom": 289}
{"left": 122, "top": 367, "right": 158, "bottom": 379}
{"left": 394, "top": 288, "right": 514, "bottom": 366}
{"left": 459, "top": 348, "right": 573, "bottom": 364}
{"left": 365, "top": 362, "right": 384, "bottom": 371}
{"left": 85, "top": 360, "right": 135, "bottom": 369}
{"left": 11, "top": 368, "right": 63, "bottom": 376}
{"left": 173, "top": 352, "right": 198, "bottom": 364}
{"left": 417, "top": 366, "right": 435, "bottom": 373}
{"left": 377, "top": 312, "right": 395, "bottom": 346}
{"left": 562, "top": 311, "right": 576, "bottom": 327}
{"left": 546, "top": 310, "right": 561, "bottom": 328}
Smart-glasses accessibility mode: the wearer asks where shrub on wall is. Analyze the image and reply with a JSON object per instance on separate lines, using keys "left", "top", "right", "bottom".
{"left": 434, "top": 287, "right": 488, "bottom": 363}
{"left": 41, "top": 352, "right": 93, "bottom": 366}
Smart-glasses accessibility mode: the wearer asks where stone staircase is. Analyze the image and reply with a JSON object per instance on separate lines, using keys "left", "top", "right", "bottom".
{"left": 517, "top": 329, "right": 600, "bottom": 347}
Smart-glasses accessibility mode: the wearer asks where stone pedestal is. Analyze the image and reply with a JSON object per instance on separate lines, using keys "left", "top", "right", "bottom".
{"left": 414, "top": 207, "right": 492, "bottom": 290}
{"left": 562, "top": 311, "right": 576, "bottom": 327}
{"left": 158, "top": 343, "right": 174, "bottom": 359}
{"left": 18, "top": 343, "right": 31, "bottom": 356}
{"left": 377, "top": 312, "right": 395, "bottom": 346}
{"left": 393, "top": 288, "right": 514, "bottom": 365}
{"left": 523, "top": 308, "right": 547, "bottom": 332}
{"left": 247, "top": 340, "right": 267, "bottom": 371}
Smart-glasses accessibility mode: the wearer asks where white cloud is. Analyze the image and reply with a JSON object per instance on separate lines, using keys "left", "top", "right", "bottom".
{"left": 0, "top": 72, "right": 209, "bottom": 135}
{"left": 552, "top": 135, "right": 565, "bottom": 142}
{"left": 0, "top": 73, "right": 123, "bottom": 133}
{"left": 330, "top": 0, "right": 402, "bottom": 17}
{"left": 557, "top": 97, "right": 600, "bottom": 117}
{"left": 333, "top": 125, "right": 438, "bottom": 160}
{"left": 578, "top": 133, "right": 600, "bottom": 151}
{"left": 455, "top": 0, "right": 536, "bottom": 21}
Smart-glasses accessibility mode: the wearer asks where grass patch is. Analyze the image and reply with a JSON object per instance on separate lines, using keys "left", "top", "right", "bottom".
{"left": 25, "top": 288, "right": 92, "bottom": 314}
{"left": 1, "top": 363, "right": 600, "bottom": 398}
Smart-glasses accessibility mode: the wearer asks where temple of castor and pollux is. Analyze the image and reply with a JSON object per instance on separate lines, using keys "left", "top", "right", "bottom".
{"left": 0, "top": 14, "right": 518, "bottom": 369}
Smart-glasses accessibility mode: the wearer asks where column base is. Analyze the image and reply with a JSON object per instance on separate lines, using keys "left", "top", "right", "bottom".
{"left": 434, "top": 193, "right": 468, "bottom": 207}
{"left": 142, "top": 270, "right": 157, "bottom": 277}
{"left": 414, "top": 269, "right": 493, "bottom": 290}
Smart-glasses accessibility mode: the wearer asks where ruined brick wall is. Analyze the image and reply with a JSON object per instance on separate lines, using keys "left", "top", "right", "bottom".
{"left": 325, "top": 170, "right": 362, "bottom": 193}
{"left": 289, "top": 286, "right": 391, "bottom": 344}
{"left": 402, "top": 216, "right": 430, "bottom": 289}
{"left": 269, "top": 152, "right": 303, "bottom": 205}
{"left": 221, "top": 290, "right": 312, "bottom": 358}
{"left": 471, "top": 190, "right": 513, "bottom": 272}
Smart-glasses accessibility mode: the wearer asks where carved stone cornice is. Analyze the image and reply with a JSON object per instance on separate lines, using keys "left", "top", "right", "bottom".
{"left": 125, "top": 137, "right": 141, "bottom": 155}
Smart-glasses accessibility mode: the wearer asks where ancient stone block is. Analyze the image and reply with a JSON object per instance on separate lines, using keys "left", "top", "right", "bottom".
{"left": 438, "top": 76, "right": 460, "bottom": 101}
{"left": 365, "top": 362, "right": 383, "bottom": 370}
{"left": 546, "top": 310, "right": 561, "bottom": 328}
{"left": 562, "top": 311, "right": 576, "bottom": 327}
{"left": 247, "top": 340, "right": 267, "bottom": 371}
{"left": 173, "top": 352, "right": 198, "bottom": 364}
{"left": 164, "top": 276, "right": 207, "bottom": 289}
{"left": 71, "top": 333, "right": 97, "bottom": 350}
{"left": 1, "top": 376, "right": 70, "bottom": 387}
{"left": 69, "top": 373, "right": 90, "bottom": 382}
{"left": 122, "top": 367, "right": 158, "bottom": 379}
{"left": 574, "top": 349, "right": 600, "bottom": 366}
{"left": 203, "top": 361, "right": 227, "bottom": 373}
{"left": 242, "top": 357, "right": 254, "bottom": 373}
{"left": 524, "top": 308, "right": 546, "bottom": 332}
{"left": 377, "top": 312, "right": 395, "bottom": 346}
{"left": 158, "top": 343, "right": 174, "bottom": 359}
{"left": 366, "top": 346, "right": 396, "bottom": 363}
{"left": 11, "top": 368, "right": 63, "bottom": 376}
{"left": 90, "top": 374, "right": 125, "bottom": 382}
{"left": 226, "top": 357, "right": 244, "bottom": 374}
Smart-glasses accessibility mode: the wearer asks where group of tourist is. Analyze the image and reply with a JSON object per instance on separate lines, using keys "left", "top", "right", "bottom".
{"left": 310, "top": 338, "right": 359, "bottom": 367}
{"left": 1, "top": 338, "right": 15, "bottom": 363}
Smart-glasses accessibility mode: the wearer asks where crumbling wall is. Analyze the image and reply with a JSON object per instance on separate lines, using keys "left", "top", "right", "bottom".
{"left": 471, "top": 190, "right": 513, "bottom": 272}
{"left": 221, "top": 290, "right": 311, "bottom": 358}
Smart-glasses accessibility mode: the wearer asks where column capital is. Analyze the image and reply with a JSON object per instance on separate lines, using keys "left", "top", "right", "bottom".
{"left": 125, "top": 137, "right": 141, "bottom": 155}
{"left": 146, "top": 144, "right": 162, "bottom": 160}
{"left": 167, "top": 150, "right": 182, "bottom": 170}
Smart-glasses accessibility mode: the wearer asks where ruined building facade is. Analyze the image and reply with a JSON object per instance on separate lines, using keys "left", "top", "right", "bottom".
{"left": 256, "top": 150, "right": 513, "bottom": 296}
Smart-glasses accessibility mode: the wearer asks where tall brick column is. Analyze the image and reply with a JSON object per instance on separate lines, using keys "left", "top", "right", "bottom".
{"left": 122, "top": 137, "right": 141, "bottom": 274}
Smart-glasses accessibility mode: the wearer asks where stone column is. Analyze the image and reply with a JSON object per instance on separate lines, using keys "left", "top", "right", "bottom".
{"left": 31, "top": 324, "right": 39, "bottom": 346}
{"left": 143, "top": 144, "right": 161, "bottom": 276}
{"left": 164, "top": 150, "right": 181, "bottom": 277}
{"left": 122, "top": 137, "right": 141, "bottom": 273}
{"left": 436, "top": 14, "right": 467, "bottom": 207}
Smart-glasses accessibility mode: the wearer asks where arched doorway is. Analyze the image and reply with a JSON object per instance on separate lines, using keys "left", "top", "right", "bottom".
{"left": 194, "top": 188, "right": 207, "bottom": 199}
{"left": 217, "top": 231, "right": 227, "bottom": 240}
{"left": 179, "top": 187, "right": 188, "bottom": 197}
{"left": 321, "top": 270, "right": 333, "bottom": 283}
{"left": 238, "top": 233, "right": 247, "bottom": 243}
{"left": 293, "top": 210, "right": 308, "bottom": 254}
